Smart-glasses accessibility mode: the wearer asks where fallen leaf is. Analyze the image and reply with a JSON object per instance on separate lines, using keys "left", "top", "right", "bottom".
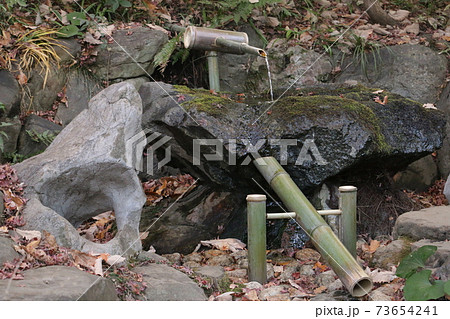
{"left": 366, "top": 268, "right": 397, "bottom": 283}
{"left": 369, "top": 240, "right": 381, "bottom": 253}
{"left": 389, "top": 10, "right": 410, "bottom": 22}
{"left": 314, "top": 261, "right": 328, "bottom": 272}
{"left": 200, "top": 238, "right": 246, "bottom": 252}
{"left": 17, "top": 71, "right": 28, "bottom": 85}
{"left": 372, "top": 89, "right": 384, "bottom": 94}
{"left": 243, "top": 289, "right": 259, "bottom": 301}
{"left": 313, "top": 286, "right": 327, "bottom": 294}
{"left": 404, "top": 23, "right": 420, "bottom": 36}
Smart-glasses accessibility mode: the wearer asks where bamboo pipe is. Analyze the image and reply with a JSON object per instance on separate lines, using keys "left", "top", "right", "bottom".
{"left": 253, "top": 157, "right": 372, "bottom": 297}
{"left": 247, "top": 194, "right": 267, "bottom": 284}
{"left": 339, "top": 186, "right": 358, "bottom": 258}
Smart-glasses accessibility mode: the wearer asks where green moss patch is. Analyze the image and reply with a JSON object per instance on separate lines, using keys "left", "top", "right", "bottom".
{"left": 174, "top": 85, "right": 234, "bottom": 117}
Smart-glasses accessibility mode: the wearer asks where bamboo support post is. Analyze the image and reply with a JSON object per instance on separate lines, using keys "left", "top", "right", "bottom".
{"left": 253, "top": 157, "right": 372, "bottom": 297}
{"left": 246, "top": 194, "right": 267, "bottom": 284}
{"left": 207, "top": 51, "right": 220, "bottom": 92}
{"left": 339, "top": 186, "right": 358, "bottom": 258}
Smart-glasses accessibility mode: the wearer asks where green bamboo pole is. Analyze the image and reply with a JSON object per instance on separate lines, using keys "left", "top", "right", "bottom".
{"left": 215, "top": 37, "right": 267, "bottom": 57}
{"left": 339, "top": 186, "right": 358, "bottom": 258}
{"left": 207, "top": 51, "right": 220, "bottom": 92}
{"left": 253, "top": 157, "right": 372, "bottom": 297}
{"left": 247, "top": 194, "right": 267, "bottom": 284}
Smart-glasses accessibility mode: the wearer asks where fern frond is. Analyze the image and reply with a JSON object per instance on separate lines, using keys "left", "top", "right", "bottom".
{"left": 153, "top": 32, "right": 183, "bottom": 73}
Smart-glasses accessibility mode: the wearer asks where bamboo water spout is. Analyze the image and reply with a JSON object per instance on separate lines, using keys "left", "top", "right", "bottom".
{"left": 253, "top": 157, "right": 373, "bottom": 297}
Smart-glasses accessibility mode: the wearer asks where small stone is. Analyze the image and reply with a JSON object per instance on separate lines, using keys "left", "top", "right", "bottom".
{"left": 207, "top": 254, "right": 234, "bottom": 267}
{"left": 215, "top": 291, "right": 234, "bottom": 301}
{"left": 183, "top": 261, "right": 202, "bottom": 269}
{"left": 299, "top": 264, "right": 315, "bottom": 276}
{"left": 295, "top": 248, "right": 321, "bottom": 264}
{"left": 267, "top": 263, "right": 275, "bottom": 280}
{"left": 238, "top": 258, "right": 248, "bottom": 269}
{"left": 369, "top": 289, "right": 392, "bottom": 301}
{"left": 226, "top": 268, "right": 247, "bottom": 278}
{"left": 230, "top": 249, "right": 248, "bottom": 260}
{"left": 243, "top": 289, "right": 259, "bottom": 301}
{"left": 371, "top": 238, "right": 411, "bottom": 269}
{"left": 183, "top": 252, "right": 203, "bottom": 264}
{"left": 267, "top": 294, "right": 291, "bottom": 301}
{"left": 316, "top": 270, "right": 337, "bottom": 287}
{"left": 280, "top": 261, "right": 302, "bottom": 282}
{"left": 204, "top": 249, "right": 226, "bottom": 259}
{"left": 162, "top": 252, "right": 182, "bottom": 265}
{"left": 194, "top": 265, "right": 229, "bottom": 291}
{"left": 327, "top": 279, "right": 343, "bottom": 292}
{"left": 138, "top": 251, "right": 168, "bottom": 263}
{"left": 259, "top": 285, "right": 290, "bottom": 301}
{"left": 245, "top": 281, "right": 263, "bottom": 290}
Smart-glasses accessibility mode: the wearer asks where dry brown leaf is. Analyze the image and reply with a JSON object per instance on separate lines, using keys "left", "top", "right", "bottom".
{"left": 200, "top": 238, "right": 246, "bottom": 252}
{"left": 313, "top": 286, "right": 327, "bottom": 294}
{"left": 243, "top": 289, "right": 259, "bottom": 301}
{"left": 366, "top": 268, "right": 397, "bottom": 283}
{"left": 369, "top": 240, "right": 380, "bottom": 253}
{"left": 17, "top": 71, "right": 28, "bottom": 85}
{"left": 70, "top": 250, "right": 98, "bottom": 271}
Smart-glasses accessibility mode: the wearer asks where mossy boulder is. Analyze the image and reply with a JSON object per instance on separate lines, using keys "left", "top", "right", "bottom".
{"left": 139, "top": 82, "right": 444, "bottom": 190}
{"left": 138, "top": 81, "right": 445, "bottom": 253}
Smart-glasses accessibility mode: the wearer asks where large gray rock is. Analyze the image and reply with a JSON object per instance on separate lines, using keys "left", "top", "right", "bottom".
{"left": 13, "top": 82, "right": 146, "bottom": 255}
{"left": 17, "top": 114, "right": 62, "bottom": 157}
{"left": 247, "top": 39, "right": 332, "bottom": 94}
{"left": 393, "top": 206, "right": 450, "bottom": 241}
{"left": 411, "top": 239, "right": 450, "bottom": 281}
{"left": 139, "top": 82, "right": 445, "bottom": 190}
{"left": 55, "top": 70, "right": 102, "bottom": 126}
{"left": 0, "top": 70, "right": 20, "bottom": 116}
{"left": 392, "top": 155, "right": 439, "bottom": 192}
{"left": 91, "top": 27, "right": 167, "bottom": 80}
{"left": 137, "top": 82, "right": 445, "bottom": 250}
{"left": 0, "top": 236, "right": 20, "bottom": 265}
{"left": 336, "top": 44, "right": 447, "bottom": 104}
{"left": 134, "top": 263, "right": 207, "bottom": 300}
{"left": 0, "top": 266, "right": 118, "bottom": 300}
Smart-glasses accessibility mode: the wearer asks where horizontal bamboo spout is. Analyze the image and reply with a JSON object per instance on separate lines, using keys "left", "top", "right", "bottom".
{"left": 253, "top": 157, "right": 373, "bottom": 297}
{"left": 215, "top": 37, "right": 266, "bottom": 57}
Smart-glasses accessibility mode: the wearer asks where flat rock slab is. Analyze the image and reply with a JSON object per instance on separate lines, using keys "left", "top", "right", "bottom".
{"left": 134, "top": 263, "right": 207, "bottom": 301}
{"left": 0, "top": 266, "right": 118, "bottom": 301}
{"left": 0, "top": 236, "right": 20, "bottom": 265}
{"left": 393, "top": 206, "right": 450, "bottom": 241}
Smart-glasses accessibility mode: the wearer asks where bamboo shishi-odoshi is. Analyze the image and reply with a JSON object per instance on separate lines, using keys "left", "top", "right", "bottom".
{"left": 253, "top": 156, "right": 373, "bottom": 297}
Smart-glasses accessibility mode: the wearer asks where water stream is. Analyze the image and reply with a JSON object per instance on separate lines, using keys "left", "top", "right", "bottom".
{"left": 264, "top": 56, "right": 274, "bottom": 102}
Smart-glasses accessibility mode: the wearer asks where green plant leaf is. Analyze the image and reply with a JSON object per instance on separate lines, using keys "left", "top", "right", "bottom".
{"left": 66, "top": 12, "right": 87, "bottom": 26}
{"left": 445, "top": 280, "right": 450, "bottom": 295}
{"left": 403, "top": 270, "right": 445, "bottom": 301}
{"left": 396, "top": 245, "right": 437, "bottom": 279}
{"left": 57, "top": 25, "right": 80, "bottom": 38}
{"left": 119, "top": 0, "right": 132, "bottom": 8}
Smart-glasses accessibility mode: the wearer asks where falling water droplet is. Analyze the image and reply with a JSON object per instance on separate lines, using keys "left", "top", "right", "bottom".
{"left": 264, "top": 56, "right": 274, "bottom": 102}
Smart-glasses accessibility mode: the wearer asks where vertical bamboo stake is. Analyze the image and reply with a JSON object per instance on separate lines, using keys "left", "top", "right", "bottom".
{"left": 253, "top": 157, "right": 372, "bottom": 297}
{"left": 207, "top": 51, "right": 220, "bottom": 92}
{"left": 247, "top": 194, "right": 267, "bottom": 284}
{"left": 339, "top": 186, "right": 358, "bottom": 258}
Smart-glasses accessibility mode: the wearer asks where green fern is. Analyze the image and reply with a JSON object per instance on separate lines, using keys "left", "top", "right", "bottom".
{"left": 153, "top": 32, "right": 183, "bottom": 73}
{"left": 26, "top": 129, "right": 58, "bottom": 146}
